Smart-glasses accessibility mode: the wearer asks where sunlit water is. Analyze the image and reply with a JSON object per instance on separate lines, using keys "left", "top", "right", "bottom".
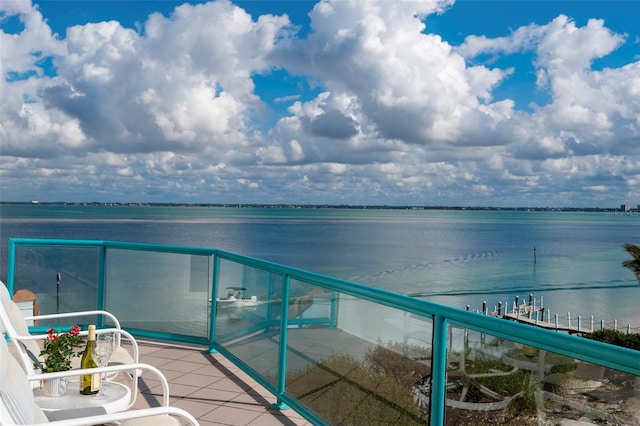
{"left": 1, "top": 204, "right": 638, "bottom": 329}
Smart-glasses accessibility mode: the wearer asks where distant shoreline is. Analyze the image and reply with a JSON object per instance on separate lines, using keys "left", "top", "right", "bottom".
{"left": 0, "top": 201, "right": 635, "bottom": 213}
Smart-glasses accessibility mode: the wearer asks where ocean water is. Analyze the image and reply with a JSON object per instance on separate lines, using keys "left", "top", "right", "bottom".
{"left": 1, "top": 204, "right": 639, "bottom": 328}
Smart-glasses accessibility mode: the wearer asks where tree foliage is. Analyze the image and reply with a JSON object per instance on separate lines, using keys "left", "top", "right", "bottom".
{"left": 583, "top": 329, "right": 640, "bottom": 351}
{"left": 622, "top": 243, "right": 640, "bottom": 280}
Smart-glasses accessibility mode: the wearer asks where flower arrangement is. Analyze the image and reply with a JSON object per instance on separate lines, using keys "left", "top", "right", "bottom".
{"left": 38, "top": 325, "right": 84, "bottom": 372}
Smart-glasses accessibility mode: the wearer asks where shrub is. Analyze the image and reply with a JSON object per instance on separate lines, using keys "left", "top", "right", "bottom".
{"left": 285, "top": 346, "right": 430, "bottom": 425}
{"left": 583, "top": 329, "right": 640, "bottom": 351}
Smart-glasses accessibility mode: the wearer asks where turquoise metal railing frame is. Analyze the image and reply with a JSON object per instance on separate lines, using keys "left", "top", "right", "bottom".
{"left": 275, "top": 273, "right": 292, "bottom": 410}
{"left": 6, "top": 238, "right": 640, "bottom": 426}
{"left": 209, "top": 254, "right": 220, "bottom": 346}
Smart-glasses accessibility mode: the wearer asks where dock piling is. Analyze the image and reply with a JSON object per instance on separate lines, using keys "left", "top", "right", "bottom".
{"left": 476, "top": 293, "right": 635, "bottom": 335}
{"left": 56, "top": 272, "right": 60, "bottom": 314}
{"left": 577, "top": 315, "right": 581, "bottom": 333}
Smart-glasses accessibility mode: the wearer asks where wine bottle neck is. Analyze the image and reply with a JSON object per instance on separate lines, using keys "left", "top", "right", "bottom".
{"left": 87, "top": 325, "right": 96, "bottom": 341}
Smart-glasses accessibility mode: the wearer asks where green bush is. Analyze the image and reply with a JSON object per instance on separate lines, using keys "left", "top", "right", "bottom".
{"left": 583, "top": 329, "right": 640, "bottom": 351}
{"left": 285, "top": 348, "right": 429, "bottom": 425}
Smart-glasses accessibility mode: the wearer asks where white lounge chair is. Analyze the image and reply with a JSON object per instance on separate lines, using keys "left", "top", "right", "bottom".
{"left": 0, "top": 335, "right": 199, "bottom": 425}
{"left": 0, "top": 281, "right": 138, "bottom": 376}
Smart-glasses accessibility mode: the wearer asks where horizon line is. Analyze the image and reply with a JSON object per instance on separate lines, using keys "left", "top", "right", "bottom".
{"left": 2, "top": 201, "right": 639, "bottom": 212}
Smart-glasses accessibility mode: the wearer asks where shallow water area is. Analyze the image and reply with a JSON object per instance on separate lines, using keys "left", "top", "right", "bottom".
{"left": 1, "top": 204, "right": 638, "bottom": 331}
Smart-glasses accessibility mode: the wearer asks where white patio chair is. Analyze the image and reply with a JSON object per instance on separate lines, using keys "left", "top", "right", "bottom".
{"left": 0, "top": 281, "right": 138, "bottom": 376}
{"left": 0, "top": 336, "right": 199, "bottom": 425}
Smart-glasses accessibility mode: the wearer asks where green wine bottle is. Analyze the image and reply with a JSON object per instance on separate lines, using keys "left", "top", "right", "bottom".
{"left": 79, "top": 324, "right": 101, "bottom": 395}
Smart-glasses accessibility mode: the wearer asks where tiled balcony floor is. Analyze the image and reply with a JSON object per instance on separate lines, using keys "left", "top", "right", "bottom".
{"left": 129, "top": 340, "right": 313, "bottom": 426}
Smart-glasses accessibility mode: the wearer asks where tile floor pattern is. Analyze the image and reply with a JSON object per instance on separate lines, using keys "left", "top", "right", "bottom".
{"left": 128, "top": 341, "right": 313, "bottom": 426}
{"left": 8, "top": 339, "right": 312, "bottom": 426}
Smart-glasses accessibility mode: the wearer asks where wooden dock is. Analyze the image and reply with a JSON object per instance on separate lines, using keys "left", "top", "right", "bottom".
{"left": 474, "top": 294, "right": 634, "bottom": 335}
{"left": 501, "top": 311, "right": 584, "bottom": 334}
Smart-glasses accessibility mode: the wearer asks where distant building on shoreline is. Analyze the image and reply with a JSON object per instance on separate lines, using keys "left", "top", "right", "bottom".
{"left": 620, "top": 204, "right": 640, "bottom": 212}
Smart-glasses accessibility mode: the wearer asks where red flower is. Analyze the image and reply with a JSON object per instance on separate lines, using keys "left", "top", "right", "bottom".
{"left": 38, "top": 325, "right": 84, "bottom": 372}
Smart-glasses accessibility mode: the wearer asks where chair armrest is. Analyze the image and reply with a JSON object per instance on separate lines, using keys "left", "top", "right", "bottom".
{"left": 27, "top": 362, "right": 171, "bottom": 407}
{"left": 24, "top": 309, "right": 122, "bottom": 329}
{"left": 44, "top": 406, "right": 200, "bottom": 426}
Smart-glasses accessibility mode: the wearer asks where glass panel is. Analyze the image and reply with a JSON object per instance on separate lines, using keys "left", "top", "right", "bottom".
{"left": 105, "top": 249, "right": 210, "bottom": 337}
{"left": 273, "top": 278, "right": 335, "bottom": 327}
{"left": 215, "top": 259, "right": 280, "bottom": 387}
{"left": 284, "top": 288, "right": 433, "bottom": 425}
{"left": 445, "top": 326, "right": 640, "bottom": 425}
{"left": 11, "top": 245, "right": 100, "bottom": 322}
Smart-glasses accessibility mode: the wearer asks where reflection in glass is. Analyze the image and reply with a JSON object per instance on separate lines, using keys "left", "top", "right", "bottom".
{"left": 445, "top": 327, "right": 639, "bottom": 425}
{"left": 13, "top": 246, "right": 99, "bottom": 316}
{"left": 215, "top": 261, "right": 280, "bottom": 384}
{"left": 283, "top": 294, "right": 434, "bottom": 425}
{"left": 106, "top": 250, "right": 210, "bottom": 337}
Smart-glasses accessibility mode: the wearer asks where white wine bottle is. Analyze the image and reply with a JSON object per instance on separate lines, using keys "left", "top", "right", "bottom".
{"left": 79, "top": 324, "right": 101, "bottom": 395}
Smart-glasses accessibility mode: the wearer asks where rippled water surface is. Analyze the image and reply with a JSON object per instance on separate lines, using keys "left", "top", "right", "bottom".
{"left": 1, "top": 204, "right": 638, "bottom": 328}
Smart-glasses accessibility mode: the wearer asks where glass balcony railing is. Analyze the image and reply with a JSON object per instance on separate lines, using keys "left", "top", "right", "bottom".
{"left": 6, "top": 238, "right": 640, "bottom": 425}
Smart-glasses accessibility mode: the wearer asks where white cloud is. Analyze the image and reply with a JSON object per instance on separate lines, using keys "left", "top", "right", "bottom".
{"left": 536, "top": 16, "right": 625, "bottom": 73}
{"left": 459, "top": 13, "right": 637, "bottom": 161}
{"left": 273, "top": 0, "right": 506, "bottom": 145}
{"left": 0, "top": 0, "right": 65, "bottom": 75}
{"left": 1, "top": 0, "right": 639, "bottom": 206}
{"left": 3, "top": 0, "right": 292, "bottom": 160}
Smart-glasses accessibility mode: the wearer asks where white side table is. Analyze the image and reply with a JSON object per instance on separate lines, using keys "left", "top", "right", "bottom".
{"left": 34, "top": 381, "right": 131, "bottom": 414}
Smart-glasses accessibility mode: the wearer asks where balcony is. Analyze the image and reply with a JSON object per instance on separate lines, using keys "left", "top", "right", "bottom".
{"left": 6, "top": 238, "right": 640, "bottom": 425}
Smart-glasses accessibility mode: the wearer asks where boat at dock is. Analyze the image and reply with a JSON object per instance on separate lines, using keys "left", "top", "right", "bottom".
{"left": 216, "top": 287, "right": 261, "bottom": 308}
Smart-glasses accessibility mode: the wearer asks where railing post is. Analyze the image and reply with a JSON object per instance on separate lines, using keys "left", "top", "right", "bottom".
{"left": 430, "top": 313, "right": 448, "bottom": 425}
{"left": 208, "top": 254, "right": 220, "bottom": 353}
{"left": 7, "top": 239, "right": 16, "bottom": 294}
{"left": 273, "top": 273, "right": 291, "bottom": 410}
{"left": 96, "top": 244, "right": 107, "bottom": 328}
{"left": 265, "top": 273, "right": 274, "bottom": 332}
{"left": 329, "top": 290, "right": 338, "bottom": 329}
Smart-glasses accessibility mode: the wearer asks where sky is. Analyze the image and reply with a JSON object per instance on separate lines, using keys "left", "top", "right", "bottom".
{"left": 1, "top": 0, "right": 639, "bottom": 207}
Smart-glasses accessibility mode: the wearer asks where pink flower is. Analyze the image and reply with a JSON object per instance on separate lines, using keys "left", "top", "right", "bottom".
{"left": 70, "top": 325, "right": 81, "bottom": 336}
